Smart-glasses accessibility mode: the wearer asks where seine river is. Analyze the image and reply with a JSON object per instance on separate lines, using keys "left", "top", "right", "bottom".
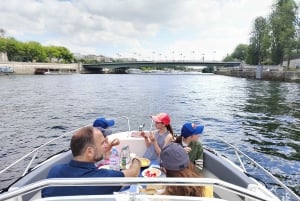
{"left": 0, "top": 74, "right": 299, "bottom": 198}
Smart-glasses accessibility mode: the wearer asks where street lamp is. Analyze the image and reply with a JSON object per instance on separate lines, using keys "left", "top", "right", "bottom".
{"left": 192, "top": 50, "right": 195, "bottom": 61}
{"left": 202, "top": 53, "right": 205, "bottom": 62}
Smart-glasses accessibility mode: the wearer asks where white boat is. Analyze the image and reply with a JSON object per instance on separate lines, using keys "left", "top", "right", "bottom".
{"left": 0, "top": 66, "right": 14, "bottom": 74}
{"left": 0, "top": 116, "right": 299, "bottom": 201}
{"left": 126, "top": 68, "right": 143, "bottom": 74}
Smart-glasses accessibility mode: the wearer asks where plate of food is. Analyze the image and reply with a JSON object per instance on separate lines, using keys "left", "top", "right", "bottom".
{"left": 138, "top": 157, "right": 150, "bottom": 167}
{"left": 142, "top": 167, "right": 161, "bottom": 177}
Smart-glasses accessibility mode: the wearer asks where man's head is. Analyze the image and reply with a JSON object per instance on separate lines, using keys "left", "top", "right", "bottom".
{"left": 70, "top": 126, "right": 106, "bottom": 162}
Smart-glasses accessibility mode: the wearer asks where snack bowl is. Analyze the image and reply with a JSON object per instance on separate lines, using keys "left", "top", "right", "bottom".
{"left": 138, "top": 158, "right": 150, "bottom": 168}
{"left": 142, "top": 167, "right": 161, "bottom": 178}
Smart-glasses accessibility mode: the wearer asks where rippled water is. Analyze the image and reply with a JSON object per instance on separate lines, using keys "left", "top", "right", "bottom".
{"left": 0, "top": 74, "right": 299, "bottom": 198}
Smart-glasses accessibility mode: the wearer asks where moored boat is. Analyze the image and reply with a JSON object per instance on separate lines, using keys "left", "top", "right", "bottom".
{"left": 0, "top": 66, "right": 14, "bottom": 75}
{"left": 0, "top": 117, "right": 299, "bottom": 201}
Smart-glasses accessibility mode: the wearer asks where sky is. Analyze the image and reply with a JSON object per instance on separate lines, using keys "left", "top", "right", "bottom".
{"left": 0, "top": 0, "right": 294, "bottom": 61}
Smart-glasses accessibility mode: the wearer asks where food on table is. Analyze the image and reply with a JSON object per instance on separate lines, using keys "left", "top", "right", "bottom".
{"left": 142, "top": 167, "right": 161, "bottom": 177}
{"left": 138, "top": 158, "right": 150, "bottom": 167}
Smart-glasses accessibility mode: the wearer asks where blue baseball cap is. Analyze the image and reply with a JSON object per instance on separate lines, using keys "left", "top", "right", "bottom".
{"left": 93, "top": 117, "right": 115, "bottom": 129}
{"left": 181, "top": 122, "right": 204, "bottom": 138}
{"left": 93, "top": 117, "right": 115, "bottom": 137}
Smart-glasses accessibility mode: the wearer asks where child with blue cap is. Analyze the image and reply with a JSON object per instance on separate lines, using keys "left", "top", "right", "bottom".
{"left": 174, "top": 122, "right": 204, "bottom": 172}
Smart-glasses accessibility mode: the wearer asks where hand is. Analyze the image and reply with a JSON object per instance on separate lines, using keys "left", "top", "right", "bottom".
{"left": 131, "top": 158, "right": 141, "bottom": 167}
{"left": 110, "top": 138, "right": 120, "bottom": 147}
{"left": 141, "top": 131, "right": 147, "bottom": 138}
{"left": 184, "top": 146, "right": 192, "bottom": 153}
{"left": 149, "top": 132, "right": 156, "bottom": 142}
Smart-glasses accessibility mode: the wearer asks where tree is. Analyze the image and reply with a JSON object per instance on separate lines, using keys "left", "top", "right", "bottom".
{"left": 269, "top": 0, "right": 299, "bottom": 67}
{"left": 248, "top": 16, "right": 270, "bottom": 65}
{"left": 56, "top": 46, "right": 74, "bottom": 63}
{"left": 231, "top": 44, "right": 248, "bottom": 61}
{"left": 5, "top": 37, "right": 23, "bottom": 61}
{"left": 223, "top": 54, "right": 235, "bottom": 62}
{"left": 0, "top": 37, "right": 7, "bottom": 52}
{"left": 24, "top": 41, "right": 47, "bottom": 62}
{"left": 45, "top": 46, "right": 60, "bottom": 62}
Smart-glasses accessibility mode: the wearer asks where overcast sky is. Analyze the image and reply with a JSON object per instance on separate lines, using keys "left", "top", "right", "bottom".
{"left": 0, "top": 0, "right": 296, "bottom": 61}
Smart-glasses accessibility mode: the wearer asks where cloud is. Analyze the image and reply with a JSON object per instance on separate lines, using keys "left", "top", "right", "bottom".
{"left": 0, "top": 0, "right": 283, "bottom": 60}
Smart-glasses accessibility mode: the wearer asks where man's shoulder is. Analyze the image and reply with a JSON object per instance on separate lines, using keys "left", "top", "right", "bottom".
{"left": 47, "top": 163, "right": 69, "bottom": 177}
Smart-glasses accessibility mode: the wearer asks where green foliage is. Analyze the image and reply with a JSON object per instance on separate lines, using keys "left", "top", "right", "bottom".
{"left": 231, "top": 44, "right": 248, "bottom": 61}
{"left": 269, "top": 0, "right": 298, "bottom": 66}
{"left": 228, "top": 0, "right": 299, "bottom": 67}
{"left": 0, "top": 37, "right": 74, "bottom": 63}
{"left": 248, "top": 16, "right": 270, "bottom": 65}
{"left": 223, "top": 54, "right": 235, "bottom": 62}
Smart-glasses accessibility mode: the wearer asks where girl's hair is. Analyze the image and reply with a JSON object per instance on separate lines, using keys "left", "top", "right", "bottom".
{"left": 162, "top": 163, "right": 205, "bottom": 197}
{"left": 166, "top": 124, "right": 174, "bottom": 138}
{"left": 174, "top": 135, "right": 182, "bottom": 143}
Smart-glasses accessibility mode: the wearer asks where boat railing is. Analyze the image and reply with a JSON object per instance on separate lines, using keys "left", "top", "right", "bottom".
{"left": 0, "top": 116, "right": 131, "bottom": 177}
{"left": 0, "top": 177, "right": 275, "bottom": 201}
{"left": 208, "top": 135, "right": 300, "bottom": 200}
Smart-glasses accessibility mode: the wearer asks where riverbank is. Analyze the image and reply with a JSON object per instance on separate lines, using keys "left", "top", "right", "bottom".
{"left": 0, "top": 61, "right": 80, "bottom": 74}
{"left": 215, "top": 66, "right": 300, "bottom": 83}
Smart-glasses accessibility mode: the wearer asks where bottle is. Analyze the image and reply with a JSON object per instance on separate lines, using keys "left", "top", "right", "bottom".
{"left": 120, "top": 145, "right": 130, "bottom": 169}
{"left": 109, "top": 147, "right": 120, "bottom": 171}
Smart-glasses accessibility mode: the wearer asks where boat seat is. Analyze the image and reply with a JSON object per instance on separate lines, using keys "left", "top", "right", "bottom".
{"left": 9, "top": 150, "right": 73, "bottom": 201}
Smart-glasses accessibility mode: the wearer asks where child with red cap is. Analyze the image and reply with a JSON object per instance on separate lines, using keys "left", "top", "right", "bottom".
{"left": 141, "top": 112, "right": 174, "bottom": 162}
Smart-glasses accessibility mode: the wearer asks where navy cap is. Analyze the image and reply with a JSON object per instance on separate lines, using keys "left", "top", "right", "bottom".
{"left": 181, "top": 122, "right": 204, "bottom": 138}
{"left": 93, "top": 117, "right": 115, "bottom": 137}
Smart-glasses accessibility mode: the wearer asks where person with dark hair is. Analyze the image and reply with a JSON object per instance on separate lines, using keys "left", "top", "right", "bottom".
{"left": 175, "top": 122, "right": 204, "bottom": 172}
{"left": 42, "top": 126, "right": 141, "bottom": 197}
{"left": 141, "top": 112, "right": 174, "bottom": 162}
{"left": 160, "top": 142, "right": 213, "bottom": 197}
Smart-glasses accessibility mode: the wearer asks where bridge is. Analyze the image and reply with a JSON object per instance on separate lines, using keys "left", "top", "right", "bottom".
{"left": 82, "top": 61, "right": 241, "bottom": 73}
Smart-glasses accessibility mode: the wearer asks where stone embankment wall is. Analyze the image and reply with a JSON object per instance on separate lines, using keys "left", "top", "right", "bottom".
{"left": 0, "top": 61, "right": 81, "bottom": 74}
{"left": 215, "top": 65, "right": 300, "bottom": 83}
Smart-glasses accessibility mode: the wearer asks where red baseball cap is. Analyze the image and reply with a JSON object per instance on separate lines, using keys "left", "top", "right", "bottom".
{"left": 151, "top": 113, "right": 171, "bottom": 125}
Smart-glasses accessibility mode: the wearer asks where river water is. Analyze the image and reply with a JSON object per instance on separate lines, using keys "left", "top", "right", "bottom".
{"left": 0, "top": 74, "right": 299, "bottom": 198}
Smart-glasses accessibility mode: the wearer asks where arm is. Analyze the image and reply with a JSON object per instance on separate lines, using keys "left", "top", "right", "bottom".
{"left": 192, "top": 142, "right": 204, "bottom": 171}
{"left": 104, "top": 138, "right": 120, "bottom": 160}
{"left": 141, "top": 131, "right": 151, "bottom": 147}
{"left": 149, "top": 132, "right": 162, "bottom": 156}
{"left": 151, "top": 133, "right": 173, "bottom": 156}
{"left": 163, "top": 134, "right": 173, "bottom": 147}
{"left": 122, "top": 158, "right": 141, "bottom": 177}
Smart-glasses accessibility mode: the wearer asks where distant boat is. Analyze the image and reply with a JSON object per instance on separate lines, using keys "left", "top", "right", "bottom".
{"left": 42, "top": 69, "right": 75, "bottom": 75}
{"left": 126, "top": 68, "right": 143, "bottom": 74}
{"left": 0, "top": 66, "right": 14, "bottom": 75}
